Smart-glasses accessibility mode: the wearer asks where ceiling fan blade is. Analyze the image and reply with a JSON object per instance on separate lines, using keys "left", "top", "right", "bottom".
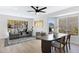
{"left": 39, "top": 7, "right": 47, "bottom": 11}
{"left": 27, "top": 10, "right": 35, "bottom": 12}
{"left": 31, "top": 6, "right": 36, "bottom": 10}
{"left": 40, "top": 11, "right": 46, "bottom": 13}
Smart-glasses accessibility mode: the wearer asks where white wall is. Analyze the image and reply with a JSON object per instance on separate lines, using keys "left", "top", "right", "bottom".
{"left": 0, "top": 14, "right": 33, "bottom": 38}
{"left": 0, "top": 15, "right": 8, "bottom": 38}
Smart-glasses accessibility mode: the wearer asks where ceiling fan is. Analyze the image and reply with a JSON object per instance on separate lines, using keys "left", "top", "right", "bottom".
{"left": 27, "top": 6, "right": 47, "bottom": 14}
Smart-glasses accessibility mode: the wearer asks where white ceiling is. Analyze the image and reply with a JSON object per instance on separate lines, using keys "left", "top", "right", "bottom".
{"left": 0, "top": 6, "right": 72, "bottom": 18}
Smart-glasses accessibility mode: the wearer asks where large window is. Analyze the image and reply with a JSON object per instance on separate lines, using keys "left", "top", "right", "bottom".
{"left": 59, "top": 16, "right": 78, "bottom": 35}
{"left": 59, "top": 17, "right": 66, "bottom": 33}
{"left": 34, "top": 20, "right": 43, "bottom": 28}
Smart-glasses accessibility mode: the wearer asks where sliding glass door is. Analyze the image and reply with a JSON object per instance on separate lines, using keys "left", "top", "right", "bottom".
{"left": 59, "top": 16, "right": 78, "bottom": 35}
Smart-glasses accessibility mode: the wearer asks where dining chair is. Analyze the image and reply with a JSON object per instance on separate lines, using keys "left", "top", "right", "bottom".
{"left": 41, "top": 32, "right": 46, "bottom": 36}
{"left": 67, "top": 34, "right": 71, "bottom": 50}
{"left": 36, "top": 32, "right": 41, "bottom": 39}
{"left": 52, "top": 34, "right": 71, "bottom": 53}
{"left": 51, "top": 36, "right": 66, "bottom": 53}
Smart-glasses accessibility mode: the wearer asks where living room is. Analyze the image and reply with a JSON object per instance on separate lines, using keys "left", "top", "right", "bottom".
{"left": 0, "top": 6, "right": 79, "bottom": 53}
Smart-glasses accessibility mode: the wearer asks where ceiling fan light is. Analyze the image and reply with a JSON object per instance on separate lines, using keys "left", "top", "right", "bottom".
{"left": 35, "top": 12, "right": 39, "bottom": 15}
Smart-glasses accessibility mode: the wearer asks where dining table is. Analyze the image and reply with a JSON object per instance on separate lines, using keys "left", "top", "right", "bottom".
{"left": 37, "top": 33, "right": 68, "bottom": 53}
